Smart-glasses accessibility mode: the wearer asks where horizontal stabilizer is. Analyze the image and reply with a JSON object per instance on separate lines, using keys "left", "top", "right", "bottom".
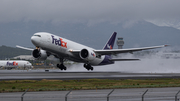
{"left": 109, "top": 59, "right": 140, "bottom": 61}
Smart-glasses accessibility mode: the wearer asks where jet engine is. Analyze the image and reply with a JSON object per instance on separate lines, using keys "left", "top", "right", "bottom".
{"left": 32, "top": 49, "right": 47, "bottom": 60}
{"left": 80, "top": 49, "right": 96, "bottom": 61}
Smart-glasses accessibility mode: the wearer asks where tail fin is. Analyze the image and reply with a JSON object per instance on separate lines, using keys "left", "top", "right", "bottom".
{"left": 103, "top": 32, "right": 117, "bottom": 50}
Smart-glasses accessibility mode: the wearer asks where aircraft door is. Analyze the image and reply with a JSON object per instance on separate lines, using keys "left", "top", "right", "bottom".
{"left": 46, "top": 34, "right": 51, "bottom": 45}
{"left": 45, "top": 34, "right": 51, "bottom": 48}
{"left": 46, "top": 34, "right": 51, "bottom": 43}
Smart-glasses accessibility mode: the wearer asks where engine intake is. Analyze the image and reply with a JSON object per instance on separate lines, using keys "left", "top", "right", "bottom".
{"left": 80, "top": 49, "right": 88, "bottom": 58}
{"left": 80, "top": 49, "right": 96, "bottom": 61}
{"left": 32, "top": 49, "right": 47, "bottom": 60}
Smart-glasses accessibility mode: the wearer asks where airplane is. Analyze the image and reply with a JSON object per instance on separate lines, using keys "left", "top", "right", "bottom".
{"left": 0, "top": 60, "right": 32, "bottom": 70}
{"left": 16, "top": 32, "right": 168, "bottom": 71}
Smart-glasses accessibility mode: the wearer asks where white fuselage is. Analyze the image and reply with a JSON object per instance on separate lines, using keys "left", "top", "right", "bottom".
{"left": 31, "top": 32, "right": 106, "bottom": 66}
{"left": 0, "top": 60, "right": 32, "bottom": 69}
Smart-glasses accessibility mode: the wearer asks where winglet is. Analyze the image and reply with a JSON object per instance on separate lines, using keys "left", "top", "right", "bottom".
{"left": 103, "top": 32, "right": 117, "bottom": 50}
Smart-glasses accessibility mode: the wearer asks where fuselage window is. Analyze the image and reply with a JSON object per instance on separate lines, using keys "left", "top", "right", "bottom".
{"left": 34, "top": 35, "right": 41, "bottom": 37}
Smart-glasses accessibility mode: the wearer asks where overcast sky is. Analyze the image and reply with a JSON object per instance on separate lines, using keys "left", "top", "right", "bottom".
{"left": 0, "top": 0, "right": 180, "bottom": 25}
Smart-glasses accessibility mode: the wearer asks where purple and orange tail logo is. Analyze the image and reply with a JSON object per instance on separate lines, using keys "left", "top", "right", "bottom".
{"left": 103, "top": 32, "right": 116, "bottom": 50}
{"left": 107, "top": 44, "right": 113, "bottom": 49}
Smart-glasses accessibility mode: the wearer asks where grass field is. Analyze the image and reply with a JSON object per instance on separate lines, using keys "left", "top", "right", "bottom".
{"left": 1, "top": 78, "right": 180, "bottom": 93}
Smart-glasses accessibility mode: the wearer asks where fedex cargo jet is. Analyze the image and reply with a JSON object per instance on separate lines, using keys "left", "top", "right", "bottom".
{"left": 17, "top": 32, "right": 168, "bottom": 71}
{"left": 0, "top": 60, "right": 32, "bottom": 70}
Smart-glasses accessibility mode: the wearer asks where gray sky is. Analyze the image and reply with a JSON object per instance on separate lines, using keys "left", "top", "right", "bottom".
{"left": 0, "top": 0, "right": 180, "bottom": 25}
{"left": 0, "top": 0, "right": 180, "bottom": 48}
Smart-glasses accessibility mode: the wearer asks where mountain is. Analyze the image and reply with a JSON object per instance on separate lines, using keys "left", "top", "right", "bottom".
{"left": 0, "top": 20, "right": 180, "bottom": 49}
{"left": 146, "top": 19, "right": 180, "bottom": 30}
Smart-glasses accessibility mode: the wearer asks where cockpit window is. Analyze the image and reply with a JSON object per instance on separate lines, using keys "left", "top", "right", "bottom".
{"left": 34, "top": 35, "right": 41, "bottom": 37}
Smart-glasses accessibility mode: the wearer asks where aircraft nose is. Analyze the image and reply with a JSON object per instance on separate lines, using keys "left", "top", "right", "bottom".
{"left": 31, "top": 36, "right": 35, "bottom": 43}
{"left": 31, "top": 36, "right": 38, "bottom": 45}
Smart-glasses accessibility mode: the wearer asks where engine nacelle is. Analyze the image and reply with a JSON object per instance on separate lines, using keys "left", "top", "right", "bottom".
{"left": 32, "top": 49, "right": 47, "bottom": 60}
{"left": 80, "top": 49, "right": 96, "bottom": 61}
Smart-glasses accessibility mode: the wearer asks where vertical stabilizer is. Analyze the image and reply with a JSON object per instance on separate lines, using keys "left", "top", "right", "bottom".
{"left": 103, "top": 32, "right": 117, "bottom": 50}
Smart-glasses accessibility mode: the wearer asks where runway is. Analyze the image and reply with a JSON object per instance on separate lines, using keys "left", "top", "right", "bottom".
{"left": 0, "top": 69, "right": 180, "bottom": 80}
{"left": 1, "top": 70, "right": 180, "bottom": 101}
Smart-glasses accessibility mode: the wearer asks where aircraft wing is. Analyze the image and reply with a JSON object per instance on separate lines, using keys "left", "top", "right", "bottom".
{"left": 18, "top": 44, "right": 168, "bottom": 56}
{"left": 70, "top": 45, "right": 168, "bottom": 56}
{"left": 94, "top": 45, "right": 168, "bottom": 55}
{"left": 16, "top": 45, "right": 34, "bottom": 51}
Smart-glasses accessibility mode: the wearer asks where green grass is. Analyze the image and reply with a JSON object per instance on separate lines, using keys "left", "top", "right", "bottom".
{"left": 0, "top": 78, "right": 180, "bottom": 93}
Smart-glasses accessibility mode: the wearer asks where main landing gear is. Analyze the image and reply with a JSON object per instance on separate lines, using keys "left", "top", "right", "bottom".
{"left": 57, "top": 64, "right": 67, "bottom": 70}
{"left": 57, "top": 58, "right": 66, "bottom": 70}
{"left": 84, "top": 64, "right": 93, "bottom": 71}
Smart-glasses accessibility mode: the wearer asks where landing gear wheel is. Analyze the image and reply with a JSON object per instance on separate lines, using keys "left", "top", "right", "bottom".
{"left": 57, "top": 58, "right": 67, "bottom": 71}
{"left": 84, "top": 64, "right": 93, "bottom": 71}
{"left": 57, "top": 64, "right": 67, "bottom": 71}
{"left": 90, "top": 67, "right": 93, "bottom": 70}
{"left": 63, "top": 65, "right": 67, "bottom": 70}
{"left": 84, "top": 64, "right": 88, "bottom": 68}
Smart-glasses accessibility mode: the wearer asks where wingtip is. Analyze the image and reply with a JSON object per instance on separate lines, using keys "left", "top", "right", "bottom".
{"left": 164, "top": 45, "right": 170, "bottom": 47}
{"left": 16, "top": 45, "right": 20, "bottom": 48}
